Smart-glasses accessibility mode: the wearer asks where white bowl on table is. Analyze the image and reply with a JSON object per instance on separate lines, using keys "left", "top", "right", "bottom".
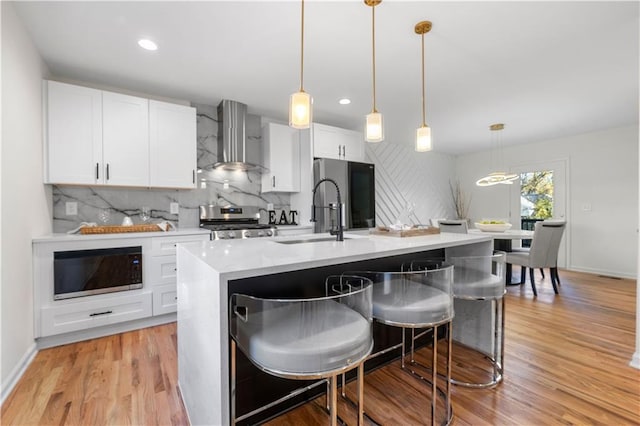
{"left": 474, "top": 222, "right": 513, "bottom": 232}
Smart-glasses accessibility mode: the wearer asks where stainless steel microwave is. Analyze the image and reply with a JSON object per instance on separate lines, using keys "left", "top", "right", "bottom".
{"left": 53, "top": 246, "right": 142, "bottom": 300}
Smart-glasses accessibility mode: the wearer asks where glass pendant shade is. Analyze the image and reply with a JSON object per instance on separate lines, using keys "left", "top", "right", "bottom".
{"left": 289, "top": 91, "right": 311, "bottom": 129}
{"left": 366, "top": 112, "right": 384, "bottom": 142}
{"left": 415, "top": 125, "right": 432, "bottom": 152}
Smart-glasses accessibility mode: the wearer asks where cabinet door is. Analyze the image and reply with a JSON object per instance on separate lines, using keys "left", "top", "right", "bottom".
{"left": 149, "top": 100, "right": 197, "bottom": 188}
{"left": 341, "top": 129, "right": 365, "bottom": 162}
{"left": 102, "top": 92, "right": 149, "bottom": 186}
{"left": 261, "top": 123, "right": 300, "bottom": 192}
{"left": 45, "top": 81, "right": 103, "bottom": 184}
{"left": 312, "top": 123, "right": 343, "bottom": 160}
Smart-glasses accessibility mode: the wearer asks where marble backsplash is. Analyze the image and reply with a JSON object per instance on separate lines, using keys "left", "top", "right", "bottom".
{"left": 52, "top": 103, "right": 290, "bottom": 233}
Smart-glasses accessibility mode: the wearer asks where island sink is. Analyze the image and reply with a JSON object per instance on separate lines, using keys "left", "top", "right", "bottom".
{"left": 275, "top": 236, "right": 352, "bottom": 245}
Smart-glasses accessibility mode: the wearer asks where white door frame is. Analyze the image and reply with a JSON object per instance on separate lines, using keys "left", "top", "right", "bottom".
{"left": 509, "top": 158, "right": 570, "bottom": 269}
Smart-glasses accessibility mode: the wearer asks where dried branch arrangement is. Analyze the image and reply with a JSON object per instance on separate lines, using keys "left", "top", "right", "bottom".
{"left": 450, "top": 180, "right": 472, "bottom": 220}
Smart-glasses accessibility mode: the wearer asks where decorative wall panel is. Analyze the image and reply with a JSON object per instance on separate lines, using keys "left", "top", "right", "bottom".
{"left": 365, "top": 142, "right": 455, "bottom": 227}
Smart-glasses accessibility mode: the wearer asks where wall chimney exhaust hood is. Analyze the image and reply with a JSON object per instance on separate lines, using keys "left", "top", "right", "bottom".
{"left": 211, "top": 99, "right": 263, "bottom": 171}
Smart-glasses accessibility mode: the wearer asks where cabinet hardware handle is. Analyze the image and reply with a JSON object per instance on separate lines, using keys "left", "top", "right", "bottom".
{"left": 106, "top": 164, "right": 110, "bottom": 180}
{"left": 174, "top": 296, "right": 178, "bottom": 301}
{"left": 343, "top": 146, "right": 346, "bottom": 157}
{"left": 96, "top": 163, "right": 99, "bottom": 180}
{"left": 192, "top": 170, "right": 195, "bottom": 184}
{"left": 338, "top": 146, "right": 341, "bottom": 157}
{"left": 89, "top": 310, "right": 113, "bottom": 317}
{"left": 272, "top": 176, "right": 276, "bottom": 187}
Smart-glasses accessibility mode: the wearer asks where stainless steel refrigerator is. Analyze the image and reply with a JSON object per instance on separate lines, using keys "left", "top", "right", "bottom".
{"left": 313, "top": 158, "right": 375, "bottom": 233}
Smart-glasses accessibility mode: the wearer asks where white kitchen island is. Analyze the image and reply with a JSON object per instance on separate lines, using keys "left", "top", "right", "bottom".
{"left": 176, "top": 232, "right": 493, "bottom": 426}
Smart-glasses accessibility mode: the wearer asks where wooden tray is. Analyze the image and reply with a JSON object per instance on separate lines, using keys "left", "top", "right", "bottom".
{"left": 370, "top": 226, "right": 440, "bottom": 237}
{"left": 80, "top": 224, "right": 163, "bottom": 234}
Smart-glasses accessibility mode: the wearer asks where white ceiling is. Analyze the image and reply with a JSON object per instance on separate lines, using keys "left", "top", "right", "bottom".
{"left": 12, "top": 1, "right": 640, "bottom": 155}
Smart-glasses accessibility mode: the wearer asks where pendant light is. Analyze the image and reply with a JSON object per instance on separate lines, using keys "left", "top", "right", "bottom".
{"left": 365, "top": 0, "right": 383, "bottom": 143}
{"left": 415, "top": 20, "right": 432, "bottom": 152}
{"left": 289, "top": 0, "right": 312, "bottom": 129}
{"left": 476, "top": 123, "right": 519, "bottom": 186}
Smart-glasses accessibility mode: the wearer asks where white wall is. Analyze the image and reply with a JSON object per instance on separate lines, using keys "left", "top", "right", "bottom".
{"left": 1, "top": 2, "right": 51, "bottom": 401}
{"left": 456, "top": 125, "right": 638, "bottom": 278}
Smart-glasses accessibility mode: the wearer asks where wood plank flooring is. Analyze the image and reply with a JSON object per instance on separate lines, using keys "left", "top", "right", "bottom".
{"left": 2, "top": 269, "right": 639, "bottom": 425}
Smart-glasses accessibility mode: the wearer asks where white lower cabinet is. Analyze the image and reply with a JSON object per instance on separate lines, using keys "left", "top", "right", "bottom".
{"left": 148, "top": 255, "right": 177, "bottom": 285}
{"left": 152, "top": 283, "right": 179, "bottom": 316}
{"left": 33, "top": 230, "right": 210, "bottom": 343}
{"left": 148, "top": 234, "right": 210, "bottom": 315}
{"left": 40, "top": 291, "right": 152, "bottom": 337}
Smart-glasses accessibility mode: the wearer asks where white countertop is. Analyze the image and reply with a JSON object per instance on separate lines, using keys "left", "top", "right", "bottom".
{"left": 33, "top": 227, "right": 210, "bottom": 243}
{"left": 180, "top": 231, "right": 493, "bottom": 280}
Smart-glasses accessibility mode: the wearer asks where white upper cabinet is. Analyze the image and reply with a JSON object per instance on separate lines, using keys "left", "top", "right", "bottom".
{"left": 102, "top": 92, "right": 149, "bottom": 187}
{"left": 149, "top": 100, "right": 196, "bottom": 188}
{"left": 261, "top": 122, "right": 300, "bottom": 193}
{"left": 45, "top": 81, "right": 103, "bottom": 185}
{"left": 312, "top": 123, "right": 365, "bottom": 162}
{"left": 44, "top": 80, "right": 197, "bottom": 189}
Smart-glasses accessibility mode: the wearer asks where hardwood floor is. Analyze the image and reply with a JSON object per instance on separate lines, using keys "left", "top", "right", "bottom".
{"left": 2, "top": 269, "right": 639, "bottom": 425}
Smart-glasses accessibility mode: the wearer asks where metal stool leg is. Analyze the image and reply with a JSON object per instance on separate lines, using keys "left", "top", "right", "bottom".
{"left": 431, "top": 325, "right": 438, "bottom": 426}
{"left": 446, "top": 322, "right": 452, "bottom": 422}
{"left": 357, "top": 363, "right": 365, "bottom": 425}
{"left": 329, "top": 375, "right": 338, "bottom": 426}
{"left": 401, "top": 326, "right": 407, "bottom": 368}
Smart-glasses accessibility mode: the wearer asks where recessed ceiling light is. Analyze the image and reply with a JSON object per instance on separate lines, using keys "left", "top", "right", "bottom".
{"left": 138, "top": 39, "right": 158, "bottom": 51}
{"left": 339, "top": 98, "right": 351, "bottom": 105}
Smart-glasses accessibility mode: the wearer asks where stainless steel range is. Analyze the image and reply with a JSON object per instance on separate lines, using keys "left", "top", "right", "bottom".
{"left": 199, "top": 205, "right": 277, "bottom": 240}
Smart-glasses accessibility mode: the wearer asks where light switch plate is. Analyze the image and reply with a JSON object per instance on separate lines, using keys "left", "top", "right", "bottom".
{"left": 65, "top": 202, "right": 78, "bottom": 216}
{"left": 170, "top": 202, "right": 180, "bottom": 215}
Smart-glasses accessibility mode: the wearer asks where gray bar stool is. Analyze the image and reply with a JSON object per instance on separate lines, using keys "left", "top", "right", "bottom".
{"left": 346, "top": 263, "right": 454, "bottom": 426}
{"left": 446, "top": 251, "right": 506, "bottom": 388}
{"left": 229, "top": 275, "right": 373, "bottom": 426}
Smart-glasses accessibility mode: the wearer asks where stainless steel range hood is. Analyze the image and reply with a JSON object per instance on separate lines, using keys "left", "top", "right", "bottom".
{"left": 212, "top": 99, "right": 262, "bottom": 171}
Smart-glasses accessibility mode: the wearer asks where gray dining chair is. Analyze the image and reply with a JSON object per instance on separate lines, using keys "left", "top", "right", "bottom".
{"left": 438, "top": 219, "right": 468, "bottom": 234}
{"left": 505, "top": 221, "right": 566, "bottom": 296}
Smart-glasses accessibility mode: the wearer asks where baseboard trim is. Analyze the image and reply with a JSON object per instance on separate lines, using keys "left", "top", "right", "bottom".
{"left": 567, "top": 266, "right": 636, "bottom": 280}
{"left": 631, "top": 352, "right": 640, "bottom": 370}
{"left": 1, "top": 343, "right": 38, "bottom": 405}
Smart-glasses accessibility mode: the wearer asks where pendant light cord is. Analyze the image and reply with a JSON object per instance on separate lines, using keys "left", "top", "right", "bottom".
{"left": 299, "top": 0, "right": 305, "bottom": 92}
{"left": 371, "top": 4, "right": 377, "bottom": 113}
{"left": 421, "top": 32, "right": 426, "bottom": 127}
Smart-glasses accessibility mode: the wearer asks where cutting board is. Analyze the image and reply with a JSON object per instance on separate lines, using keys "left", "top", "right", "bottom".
{"left": 80, "top": 224, "right": 163, "bottom": 234}
{"left": 369, "top": 226, "right": 440, "bottom": 237}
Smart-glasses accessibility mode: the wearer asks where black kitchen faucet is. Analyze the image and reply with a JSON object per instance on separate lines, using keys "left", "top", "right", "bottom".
{"left": 310, "top": 178, "right": 344, "bottom": 242}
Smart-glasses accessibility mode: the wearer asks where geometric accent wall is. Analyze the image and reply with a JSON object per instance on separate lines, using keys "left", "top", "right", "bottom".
{"left": 365, "top": 142, "right": 457, "bottom": 227}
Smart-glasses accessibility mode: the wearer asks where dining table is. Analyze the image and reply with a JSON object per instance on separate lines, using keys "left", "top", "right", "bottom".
{"left": 469, "top": 228, "right": 534, "bottom": 285}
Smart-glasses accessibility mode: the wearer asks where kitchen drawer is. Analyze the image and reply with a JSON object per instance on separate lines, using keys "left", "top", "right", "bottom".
{"left": 153, "top": 283, "right": 178, "bottom": 315}
{"left": 150, "top": 235, "right": 209, "bottom": 256}
{"left": 148, "top": 255, "right": 177, "bottom": 285}
{"left": 40, "top": 291, "right": 152, "bottom": 337}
